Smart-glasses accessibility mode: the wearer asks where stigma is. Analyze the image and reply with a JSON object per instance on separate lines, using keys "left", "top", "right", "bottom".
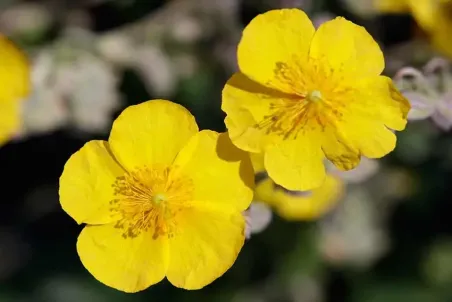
{"left": 307, "top": 90, "right": 322, "bottom": 102}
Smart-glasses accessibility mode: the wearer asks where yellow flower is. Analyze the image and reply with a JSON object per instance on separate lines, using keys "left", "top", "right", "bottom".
{"left": 59, "top": 100, "right": 254, "bottom": 292}
{"left": 375, "top": 0, "right": 410, "bottom": 13}
{"left": 251, "top": 153, "right": 343, "bottom": 221}
{"left": 222, "top": 9, "right": 410, "bottom": 191}
{"left": 0, "top": 35, "right": 30, "bottom": 146}
{"left": 376, "top": 0, "right": 452, "bottom": 59}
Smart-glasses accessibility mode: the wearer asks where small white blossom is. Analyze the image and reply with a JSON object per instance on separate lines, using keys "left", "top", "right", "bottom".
{"left": 394, "top": 58, "right": 452, "bottom": 131}
{"left": 21, "top": 34, "right": 121, "bottom": 136}
{"left": 55, "top": 53, "right": 121, "bottom": 133}
{"left": 0, "top": 3, "right": 52, "bottom": 38}
{"left": 319, "top": 189, "right": 390, "bottom": 268}
{"left": 244, "top": 202, "right": 273, "bottom": 239}
{"left": 133, "top": 46, "right": 177, "bottom": 97}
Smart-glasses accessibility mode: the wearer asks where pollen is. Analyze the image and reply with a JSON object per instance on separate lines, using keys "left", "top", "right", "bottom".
{"left": 110, "top": 165, "right": 194, "bottom": 239}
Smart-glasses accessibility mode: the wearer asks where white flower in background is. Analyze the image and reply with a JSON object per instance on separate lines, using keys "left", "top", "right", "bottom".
{"left": 319, "top": 189, "right": 390, "bottom": 269}
{"left": 21, "top": 51, "right": 69, "bottom": 136}
{"left": 133, "top": 46, "right": 177, "bottom": 97}
{"left": 339, "top": 0, "right": 376, "bottom": 18}
{"left": 96, "top": 32, "right": 136, "bottom": 66}
{"left": 170, "top": 15, "right": 204, "bottom": 44}
{"left": 21, "top": 33, "right": 121, "bottom": 136}
{"left": 139, "top": 0, "right": 239, "bottom": 45}
{"left": 196, "top": 0, "right": 240, "bottom": 23}
{"left": 54, "top": 52, "right": 121, "bottom": 133}
{"left": 244, "top": 202, "right": 273, "bottom": 239}
{"left": 326, "top": 157, "right": 380, "bottom": 184}
{"left": 0, "top": 2, "right": 52, "bottom": 38}
{"left": 394, "top": 58, "right": 452, "bottom": 131}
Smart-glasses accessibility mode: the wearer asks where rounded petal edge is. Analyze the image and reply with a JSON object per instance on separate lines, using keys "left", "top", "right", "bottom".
{"left": 109, "top": 99, "right": 199, "bottom": 171}
{"left": 237, "top": 8, "right": 315, "bottom": 92}
{"left": 309, "top": 17, "right": 384, "bottom": 79}
{"left": 59, "top": 140, "right": 124, "bottom": 225}
{"left": 264, "top": 134, "right": 326, "bottom": 191}
{"left": 77, "top": 224, "right": 168, "bottom": 293}
{"left": 166, "top": 208, "right": 245, "bottom": 289}
{"left": 273, "top": 175, "right": 344, "bottom": 221}
{"left": 173, "top": 130, "right": 254, "bottom": 212}
{"left": 0, "top": 35, "right": 30, "bottom": 101}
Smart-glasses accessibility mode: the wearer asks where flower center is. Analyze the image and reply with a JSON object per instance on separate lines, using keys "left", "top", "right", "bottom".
{"left": 255, "top": 57, "right": 348, "bottom": 140}
{"left": 307, "top": 90, "right": 322, "bottom": 102}
{"left": 110, "top": 165, "right": 194, "bottom": 239}
{"left": 152, "top": 193, "right": 167, "bottom": 204}
{"left": 255, "top": 98, "right": 315, "bottom": 140}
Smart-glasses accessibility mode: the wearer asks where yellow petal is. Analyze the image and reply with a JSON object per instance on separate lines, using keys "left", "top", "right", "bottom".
{"left": 77, "top": 224, "right": 168, "bottom": 293}
{"left": 166, "top": 207, "right": 245, "bottom": 289}
{"left": 254, "top": 178, "right": 277, "bottom": 206}
{"left": 222, "top": 72, "right": 288, "bottom": 153}
{"left": 250, "top": 152, "right": 265, "bottom": 174}
{"left": 328, "top": 76, "right": 409, "bottom": 160}
{"left": 430, "top": 18, "right": 452, "bottom": 59}
{"left": 375, "top": 0, "right": 410, "bottom": 13}
{"left": 59, "top": 141, "right": 124, "bottom": 225}
{"left": 351, "top": 76, "right": 410, "bottom": 131}
{"left": 321, "top": 127, "right": 361, "bottom": 171}
{"left": 173, "top": 131, "right": 254, "bottom": 212}
{"left": 404, "top": 0, "right": 452, "bottom": 57}
{"left": 0, "top": 35, "right": 30, "bottom": 102}
{"left": 309, "top": 17, "right": 384, "bottom": 79}
{"left": 340, "top": 118, "right": 397, "bottom": 159}
{"left": 0, "top": 100, "right": 20, "bottom": 146}
{"left": 264, "top": 131, "right": 326, "bottom": 191}
{"left": 406, "top": 0, "right": 438, "bottom": 31}
{"left": 109, "top": 100, "right": 198, "bottom": 171}
{"left": 237, "top": 9, "right": 315, "bottom": 92}
{"left": 273, "top": 175, "right": 343, "bottom": 220}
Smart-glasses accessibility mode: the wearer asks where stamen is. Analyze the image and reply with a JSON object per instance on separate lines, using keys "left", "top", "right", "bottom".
{"left": 254, "top": 91, "right": 344, "bottom": 140}
{"left": 255, "top": 57, "right": 347, "bottom": 141}
{"left": 110, "top": 166, "right": 194, "bottom": 239}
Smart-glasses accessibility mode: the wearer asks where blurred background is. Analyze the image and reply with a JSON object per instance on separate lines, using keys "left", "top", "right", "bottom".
{"left": 1, "top": 0, "right": 452, "bottom": 301}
